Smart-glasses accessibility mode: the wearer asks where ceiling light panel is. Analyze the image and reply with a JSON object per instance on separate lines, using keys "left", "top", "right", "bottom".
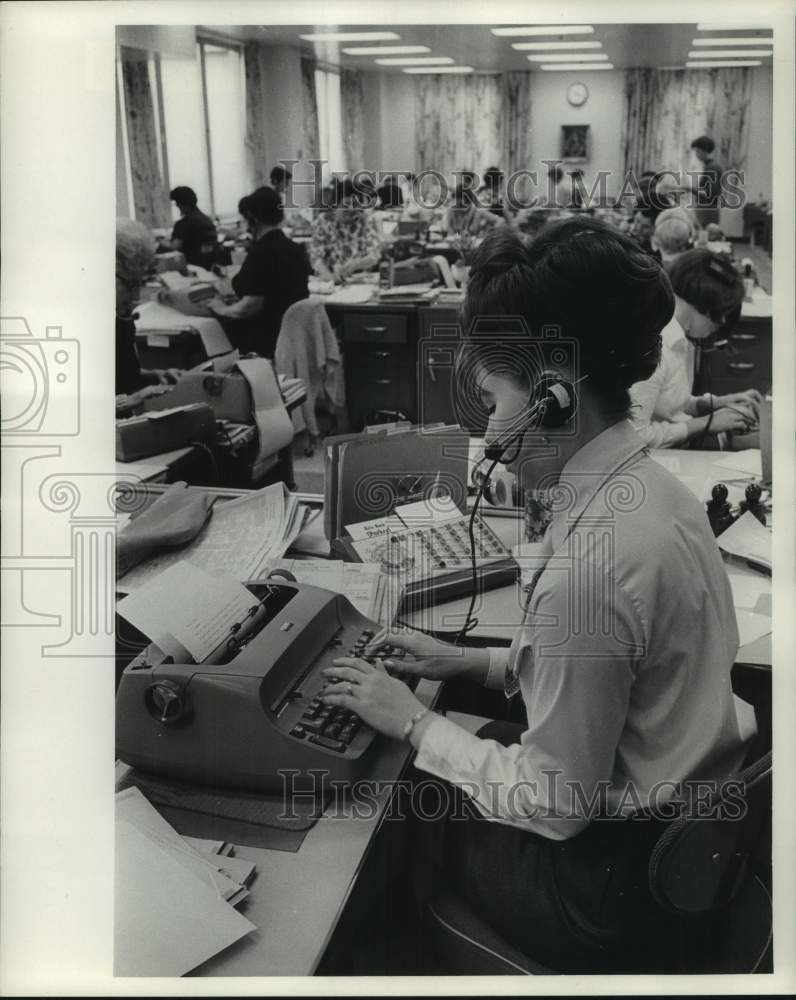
{"left": 491, "top": 26, "right": 594, "bottom": 37}
{"left": 402, "top": 66, "right": 473, "bottom": 74}
{"left": 527, "top": 53, "right": 608, "bottom": 62}
{"left": 688, "top": 50, "right": 772, "bottom": 57}
{"left": 685, "top": 60, "right": 762, "bottom": 67}
{"left": 299, "top": 31, "right": 400, "bottom": 42}
{"left": 692, "top": 37, "right": 774, "bottom": 46}
{"left": 342, "top": 45, "right": 430, "bottom": 55}
{"left": 376, "top": 56, "right": 454, "bottom": 65}
{"left": 512, "top": 40, "right": 602, "bottom": 50}
{"left": 539, "top": 63, "right": 614, "bottom": 70}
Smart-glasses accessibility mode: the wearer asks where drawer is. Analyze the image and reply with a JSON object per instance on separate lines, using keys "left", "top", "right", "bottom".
{"left": 342, "top": 312, "right": 407, "bottom": 344}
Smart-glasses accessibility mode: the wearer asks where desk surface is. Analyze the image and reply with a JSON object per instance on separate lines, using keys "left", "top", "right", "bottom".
{"left": 404, "top": 448, "right": 772, "bottom": 667}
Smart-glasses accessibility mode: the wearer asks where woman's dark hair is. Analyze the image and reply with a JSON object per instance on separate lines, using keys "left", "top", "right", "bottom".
{"left": 238, "top": 195, "right": 251, "bottom": 217}
{"left": 547, "top": 165, "right": 564, "bottom": 184}
{"left": 459, "top": 217, "right": 675, "bottom": 415}
{"left": 243, "top": 186, "right": 284, "bottom": 226}
{"left": 691, "top": 135, "right": 716, "bottom": 155}
{"left": 170, "top": 186, "right": 198, "bottom": 209}
{"left": 270, "top": 165, "right": 292, "bottom": 187}
{"left": 667, "top": 248, "right": 744, "bottom": 325}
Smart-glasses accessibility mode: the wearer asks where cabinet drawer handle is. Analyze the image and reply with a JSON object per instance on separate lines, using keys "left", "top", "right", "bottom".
{"left": 727, "top": 361, "right": 755, "bottom": 371}
{"left": 374, "top": 378, "right": 392, "bottom": 385}
{"left": 364, "top": 326, "right": 387, "bottom": 334}
{"left": 373, "top": 351, "right": 391, "bottom": 358}
{"left": 730, "top": 333, "right": 758, "bottom": 342}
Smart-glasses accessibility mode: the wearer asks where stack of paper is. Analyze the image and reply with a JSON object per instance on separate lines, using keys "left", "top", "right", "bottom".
{"left": 119, "top": 482, "right": 310, "bottom": 590}
{"left": 263, "top": 557, "right": 399, "bottom": 626}
{"left": 115, "top": 787, "right": 256, "bottom": 976}
{"left": 717, "top": 510, "right": 772, "bottom": 572}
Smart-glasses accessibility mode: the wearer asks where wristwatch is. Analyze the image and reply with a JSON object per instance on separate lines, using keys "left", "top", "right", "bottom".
{"left": 402, "top": 708, "right": 429, "bottom": 742}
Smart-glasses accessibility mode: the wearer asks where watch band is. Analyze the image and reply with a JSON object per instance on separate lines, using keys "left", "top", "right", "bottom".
{"left": 402, "top": 708, "right": 429, "bottom": 742}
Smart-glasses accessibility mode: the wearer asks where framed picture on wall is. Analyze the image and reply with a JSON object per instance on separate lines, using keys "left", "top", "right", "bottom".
{"left": 561, "top": 124, "right": 590, "bottom": 163}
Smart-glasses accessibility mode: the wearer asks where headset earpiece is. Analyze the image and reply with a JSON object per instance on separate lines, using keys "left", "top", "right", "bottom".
{"left": 536, "top": 371, "right": 578, "bottom": 429}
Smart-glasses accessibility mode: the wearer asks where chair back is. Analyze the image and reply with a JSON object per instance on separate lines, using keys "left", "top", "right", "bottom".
{"left": 648, "top": 751, "right": 771, "bottom": 914}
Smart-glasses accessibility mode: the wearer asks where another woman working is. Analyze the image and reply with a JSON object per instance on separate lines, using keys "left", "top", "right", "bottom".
{"left": 629, "top": 248, "right": 761, "bottom": 448}
{"left": 208, "top": 186, "right": 309, "bottom": 358}
{"left": 319, "top": 219, "right": 753, "bottom": 972}
{"left": 309, "top": 178, "right": 381, "bottom": 282}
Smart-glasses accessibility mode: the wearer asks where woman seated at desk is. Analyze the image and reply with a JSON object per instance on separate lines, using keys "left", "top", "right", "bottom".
{"left": 207, "top": 186, "right": 310, "bottom": 358}
{"left": 319, "top": 219, "right": 754, "bottom": 973}
{"left": 115, "top": 218, "right": 181, "bottom": 401}
{"left": 629, "top": 248, "right": 761, "bottom": 449}
{"left": 443, "top": 181, "right": 501, "bottom": 238}
{"left": 309, "top": 178, "right": 381, "bottom": 282}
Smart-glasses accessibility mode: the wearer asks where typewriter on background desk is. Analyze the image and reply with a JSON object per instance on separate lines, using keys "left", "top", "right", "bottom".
{"left": 116, "top": 581, "right": 411, "bottom": 794}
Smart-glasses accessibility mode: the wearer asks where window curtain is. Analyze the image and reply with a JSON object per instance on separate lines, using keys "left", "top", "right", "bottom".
{"left": 340, "top": 68, "right": 366, "bottom": 172}
{"left": 300, "top": 57, "right": 320, "bottom": 161}
{"left": 415, "top": 74, "right": 503, "bottom": 178}
{"left": 120, "top": 46, "right": 171, "bottom": 226}
{"left": 502, "top": 71, "right": 533, "bottom": 176}
{"left": 622, "top": 67, "right": 753, "bottom": 177}
{"left": 243, "top": 42, "right": 269, "bottom": 188}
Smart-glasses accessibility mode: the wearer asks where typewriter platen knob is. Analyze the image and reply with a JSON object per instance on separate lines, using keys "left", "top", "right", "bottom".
{"left": 145, "top": 680, "right": 187, "bottom": 725}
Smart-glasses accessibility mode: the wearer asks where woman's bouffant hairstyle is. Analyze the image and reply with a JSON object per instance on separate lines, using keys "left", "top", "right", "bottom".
{"left": 667, "top": 248, "right": 744, "bottom": 327}
{"left": 459, "top": 217, "right": 675, "bottom": 414}
{"left": 241, "top": 186, "right": 284, "bottom": 226}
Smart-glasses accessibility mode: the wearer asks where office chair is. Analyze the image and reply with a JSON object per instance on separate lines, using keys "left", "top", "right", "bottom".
{"left": 424, "top": 750, "right": 772, "bottom": 975}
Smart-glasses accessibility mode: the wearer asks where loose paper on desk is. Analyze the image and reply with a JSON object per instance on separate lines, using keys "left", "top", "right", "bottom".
{"left": 712, "top": 449, "right": 763, "bottom": 478}
{"left": 326, "top": 283, "right": 376, "bottom": 304}
{"left": 717, "top": 510, "right": 772, "bottom": 570}
{"left": 134, "top": 298, "right": 233, "bottom": 358}
{"left": 115, "top": 821, "right": 254, "bottom": 976}
{"left": 117, "top": 562, "right": 254, "bottom": 662}
{"left": 120, "top": 482, "right": 307, "bottom": 588}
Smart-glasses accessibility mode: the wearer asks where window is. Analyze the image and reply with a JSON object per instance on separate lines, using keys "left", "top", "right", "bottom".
{"left": 117, "top": 37, "right": 247, "bottom": 222}
{"left": 159, "top": 49, "right": 211, "bottom": 217}
{"left": 201, "top": 43, "right": 247, "bottom": 218}
{"left": 315, "top": 67, "right": 346, "bottom": 177}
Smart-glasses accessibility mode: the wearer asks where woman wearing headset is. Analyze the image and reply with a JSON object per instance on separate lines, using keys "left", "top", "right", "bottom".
{"left": 629, "top": 248, "right": 761, "bottom": 449}
{"left": 320, "top": 219, "right": 753, "bottom": 972}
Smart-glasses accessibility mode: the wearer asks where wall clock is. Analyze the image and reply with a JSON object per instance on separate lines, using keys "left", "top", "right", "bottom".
{"left": 566, "top": 82, "right": 589, "bottom": 107}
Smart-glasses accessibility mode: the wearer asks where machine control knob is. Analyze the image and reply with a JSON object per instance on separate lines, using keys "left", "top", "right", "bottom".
{"left": 145, "top": 680, "right": 187, "bottom": 724}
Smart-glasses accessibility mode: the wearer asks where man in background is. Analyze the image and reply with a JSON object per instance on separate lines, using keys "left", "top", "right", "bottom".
{"left": 689, "top": 136, "right": 725, "bottom": 228}
{"left": 169, "top": 185, "right": 218, "bottom": 268}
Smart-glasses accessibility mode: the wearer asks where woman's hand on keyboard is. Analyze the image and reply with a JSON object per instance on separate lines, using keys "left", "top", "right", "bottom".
{"left": 363, "top": 627, "right": 490, "bottom": 684}
{"left": 320, "top": 657, "right": 426, "bottom": 742}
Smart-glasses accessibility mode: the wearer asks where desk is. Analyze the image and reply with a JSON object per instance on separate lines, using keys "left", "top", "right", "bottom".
{"left": 404, "top": 448, "right": 772, "bottom": 670}
{"left": 694, "top": 287, "right": 772, "bottom": 398}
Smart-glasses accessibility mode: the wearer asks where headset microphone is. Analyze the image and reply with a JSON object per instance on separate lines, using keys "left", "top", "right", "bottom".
{"left": 483, "top": 376, "right": 582, "bottom": 462}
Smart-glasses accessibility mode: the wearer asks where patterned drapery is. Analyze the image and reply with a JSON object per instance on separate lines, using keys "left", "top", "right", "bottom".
{"left": 300, "top": 57, "right": 320, "bottom": 161}
{"left": 502, "top": 71, "right": 533, "bottom": 176}
{"left": 415, "top": 74, "right": 504, "bottom": 179}
{"left": 243, "top": 42, "right": 269, "bottom": 188}
{"left": 622, "top": 67, "right": 753, "bottom": 177}
{"left": 340, "top": 68, "right": 366, "bottom": 171}
{"left": 120, "top": 46, "right": 171, "bottom": 226}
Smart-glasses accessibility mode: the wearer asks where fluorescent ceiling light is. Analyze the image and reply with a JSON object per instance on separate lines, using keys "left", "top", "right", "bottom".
{"left": 402, "top": 66, "right": 473, "bottom": 74}
{"left": 692, "top": 37, "right": 773, "bottom": 46}
{"left": 376, "top": 56, "right": 454, "bottom": 65}
{"left": 342, "top": 45, "right": 430, "bottom": 55}
{"left": 686, "top": 60, "right": 762, "bottom": 67}
{"left": 696, "top": 24, "right": 772, "bottom": 31}
{"left": 491, "top": 25, "right": 594, "bottom": 37}
{"left": 540, "top": 63, "right": 614, "bottom": 70}
{"left": 299, "top": 31, "right": 400, "bottom": 42}
{"left": 512, "top": 40, "right": 602, "bottom": 50}
{"left": 688, "top": 50, "right": 772, "bottom": 58}
{"left": 527, "top": 52, "right": 608, "bottom": 62}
